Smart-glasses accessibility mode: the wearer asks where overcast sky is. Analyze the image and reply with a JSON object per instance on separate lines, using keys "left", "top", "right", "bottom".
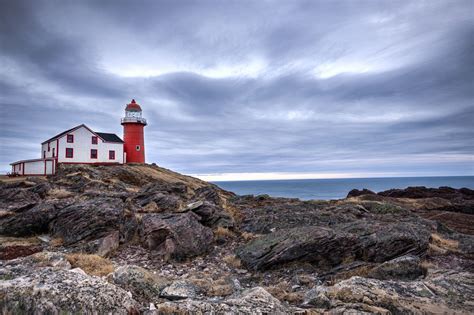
{"left": 1, "top": 0, "right": 473, "bottom": 180}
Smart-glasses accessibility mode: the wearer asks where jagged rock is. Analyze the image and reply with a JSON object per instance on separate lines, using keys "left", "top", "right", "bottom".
{"left": 152, "top": 287, "right": 293, "bottom": 313}
{"left": 160, "top": 280, "right": 198, "bottom": 300}
{"left": 109, "top": 265, "right": 171, "bottom": 303}
{"left": 140, "top": 212, "right": 213, "bottom": 260}
{"left": 347, "top": 188, "right": 376, "bottom": 198}
{"left": 378, "top": 186, "right": 474, "bottom": 200}
{"left": 0, "top": 201, "right": 61, "bottom": 237}
{"left": 237, "top": 221, "right": 430, "bottom": 270}
{"left": 0, "top": 255, "right": 140, "bottom": 314}
{"left": 0, "top": 185, "right": 40, "bottom": 212}
{"left": 51, "top": 197, "right": 123, "bottom": 250}
{"left": 189, "top": 200, "right": 235, "bottom": 228}
{"left": 367, "top": 254, "right": 425, "bottom": 280}
{"left": 305, "top": 272, "right": 474, "bottom": 314}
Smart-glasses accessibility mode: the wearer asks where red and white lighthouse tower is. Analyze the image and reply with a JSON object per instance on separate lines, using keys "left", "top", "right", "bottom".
{"left": 121, "top": 99, "right": 147, "bottom": 163}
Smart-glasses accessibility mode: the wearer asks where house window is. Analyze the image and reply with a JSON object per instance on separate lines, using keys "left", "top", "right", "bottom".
{"left": 52, "top": 148, "right": 55, "bottom": 157}
{"left": 66, "top": 148, "right": 73, "bottom": 158}
{"left": 48, "top": 142, "right": 50, "bottom": 151}
{"left": 136, "top": 145, "right": 141, "bottom": 151}
{"left": 109, "top": 150, "right": 115, "bottom": 160}
{"left": 67, "top": 134, "right": 74, "bottom": 143}
{"left": 90, "top": 149, "right": 98, "bottom": 159}
{"left": 92, "top": 136, "right": 98, "bottom": 144}
{"left": 18, "top": 164, "right": 21, "bottom": 171}
{"left": 43, "top": 151, "right": 46, "bottom": 158}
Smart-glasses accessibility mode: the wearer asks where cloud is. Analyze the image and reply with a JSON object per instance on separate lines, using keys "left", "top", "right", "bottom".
{"left": 0, "top": 0, "right": 473, "bottom": 178}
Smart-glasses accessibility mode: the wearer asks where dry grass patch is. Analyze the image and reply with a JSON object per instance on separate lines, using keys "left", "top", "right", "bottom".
{"left": 214, "top": 227, "right": 236, "bottom": 239}
{"left": 431, "top": 233, "right": 459, "bottom": 253}
{"left": 223, "top": 254, "right": 242, "bottom": 268}
{"left": 266, "top": 281, "right": 304, "bottom": 304}
{"left": 66, "top": 253, "right": 114, "bottom": 277}
{"left": 50, "top": 237, "right": 64, "bottom": 247}
{"left": 241, "top": 231, "right": 256, "bottom": 241}
{"left": 0, "top": 236, "right": 41, "bottom": 246}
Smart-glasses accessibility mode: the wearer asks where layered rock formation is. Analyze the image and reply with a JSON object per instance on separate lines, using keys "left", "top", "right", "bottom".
{"left": 1, "top": 164, "right": 473, "bottom": 314}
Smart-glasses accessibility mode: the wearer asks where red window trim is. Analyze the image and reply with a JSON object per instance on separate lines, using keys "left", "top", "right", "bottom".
{"left": 109, "top": 150, "right": 115, "bottom": 160}
{"left": 90, "top": 149, "right": 98, "bottom": 159}
{"left": 65, "top": 148, "right": 74, "bottom": 158}
{"left": 92, "top": 136, "right": 98, "bottom": 144}
{"left": 67, "top": 134, "right": 74, "bottom": 143}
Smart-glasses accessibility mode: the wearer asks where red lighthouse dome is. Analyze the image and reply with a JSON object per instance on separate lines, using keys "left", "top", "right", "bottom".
{"left": 125, "top": 99, "right": 142, "bottom": 111}
{"left": 121, "top": 99, "right": 147, "bottom": 163}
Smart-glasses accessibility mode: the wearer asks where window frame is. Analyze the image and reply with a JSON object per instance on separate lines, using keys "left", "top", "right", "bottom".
{"left": 136, "top": 145, "right": 141, "bottom": 151}
{"left": 109, "top": 150, "right": 115, "bottom": 160}
{"left": 65, "top": 148, "right": 74, "bottom": 158}
{"left": 67, "top": 134, "right": 74, "bottom": 143}
{"left": 90, "top": 149, "right": 98, "bottom": 159}
{"left": 92, "top": 136, "right": 98, "bottom": 145}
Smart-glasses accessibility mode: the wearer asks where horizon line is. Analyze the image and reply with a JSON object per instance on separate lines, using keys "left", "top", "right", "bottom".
{"left": 190, "top": 172, "right": 474, "bottom": 182}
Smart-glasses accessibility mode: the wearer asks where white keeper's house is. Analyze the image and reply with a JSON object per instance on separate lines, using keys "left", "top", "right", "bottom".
{"left": 10, "top": 99, "right": 147, "bottom": 176}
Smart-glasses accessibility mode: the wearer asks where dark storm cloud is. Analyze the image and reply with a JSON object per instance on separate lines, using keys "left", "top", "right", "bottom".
{"left": 0, "top": 0, "right": 473, "bottom": 177}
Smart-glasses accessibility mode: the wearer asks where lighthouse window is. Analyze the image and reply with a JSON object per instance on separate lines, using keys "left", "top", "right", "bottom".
{"left": 90, "top": 149, "right": 98, "bottom": 159}
{"left": 136, "top": 145, "right": 141, "bottom": 151}
{"left": 67, "top": 134, "right": 74, "bottom": 143}
{"left": 92, "top": 136, "right": 98, "bottom": 144}
{"left": 109, "top": 150, "right": 115, "bottom": 160}
{"left": 65, "top": 148, "right": 74, "bottom": 158}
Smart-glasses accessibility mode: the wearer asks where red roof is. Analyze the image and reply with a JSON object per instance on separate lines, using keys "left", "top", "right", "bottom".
{"left": 125, "top": 99, "right": 142, "bottom": 111}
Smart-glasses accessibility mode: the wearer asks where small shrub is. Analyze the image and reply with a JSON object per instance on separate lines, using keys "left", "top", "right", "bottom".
{"left": 66, "top": 253, "right": 114, "bottom": 277}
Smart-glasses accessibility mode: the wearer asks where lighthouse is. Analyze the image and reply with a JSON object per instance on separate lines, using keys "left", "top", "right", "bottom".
{"left": 121, "top": 99, "right": 147, "bottom": 163}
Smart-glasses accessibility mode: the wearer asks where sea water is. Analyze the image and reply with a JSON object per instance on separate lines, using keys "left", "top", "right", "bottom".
{"left": 212, "top": 176, "right": 474, "bottom": 200}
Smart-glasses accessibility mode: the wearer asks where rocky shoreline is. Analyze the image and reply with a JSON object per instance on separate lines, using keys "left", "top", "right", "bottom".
{"left": 1, "top": 164, "right": 473, "bottom": 314}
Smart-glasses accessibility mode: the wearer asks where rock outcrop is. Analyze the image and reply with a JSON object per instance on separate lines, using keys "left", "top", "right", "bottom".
{"left": 1, "top": 164, "right": 473, "bottom": 314}
{"left": 237, "top": 221, "right": 430, "bottom": 271}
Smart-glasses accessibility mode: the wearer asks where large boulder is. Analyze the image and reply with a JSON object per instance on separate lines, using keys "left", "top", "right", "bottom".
{"left": 186, "top": 200, "right": 235, "bottom": 228}
{"left": 0, "top": 201, "right": 62, "bottom": 237}
{"left": 152, "top": 287, "right": 293, "bottom": 314}
{"left": 367, "top": 254, "right": 425, "bottom": 280}
{"left": 0, "top": 254, "right": 140, "bottom": 314}
{"left": 109, "top": 265, "right": 171, "bottom": 303}
{"left": 237, "top": 221, "right": 430, "bottom": 271}
{"left": 0, "top": 184, "right": 40, "bottom": 213}
{"left": 50, "top": 197, "right": 124, "bottom": 254}
{"left": 140, "top": 212, "right": 213, "bottom": 260}
{"left": 304, "top": 272, "right": 474, "bottom": 314}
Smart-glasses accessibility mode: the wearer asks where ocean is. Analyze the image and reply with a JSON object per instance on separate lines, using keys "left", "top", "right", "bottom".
{"left": 212, "top": 176, "right": 474, "bottom": 200}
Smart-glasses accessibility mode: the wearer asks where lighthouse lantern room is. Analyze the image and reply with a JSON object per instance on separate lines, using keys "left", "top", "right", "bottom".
{"left": 121, "top": 99, "right": 147, "bottom": 163}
